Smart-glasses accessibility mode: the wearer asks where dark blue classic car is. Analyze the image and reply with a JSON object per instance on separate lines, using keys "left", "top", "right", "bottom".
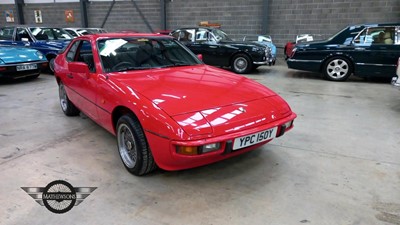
{"left": 170, "top": 27, "right": 272, "bottom": 74}
{"left": 0, "top": 26, "right": 72, "bottom": 72}
{"left": 0, "top": 46, "right": 48, "bottom": 80}
{"left": 287, "top": 23, "right": 400, "bottom": 81}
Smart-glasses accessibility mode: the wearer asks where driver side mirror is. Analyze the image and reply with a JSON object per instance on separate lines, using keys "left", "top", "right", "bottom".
{"left": 197, "top": 54, "right": 203, "bottom": 61}
{"left": 68, "top": 62, "right": 90, "bottom": 76}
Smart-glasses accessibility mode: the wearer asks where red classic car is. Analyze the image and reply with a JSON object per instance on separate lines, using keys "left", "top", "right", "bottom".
{"left": 54, "top": 33, "right": 296, "bottom": 175}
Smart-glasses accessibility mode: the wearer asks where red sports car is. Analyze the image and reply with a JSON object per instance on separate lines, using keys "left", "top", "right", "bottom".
{"left": 54, "top": 33, "right": 297, "bottom": 175}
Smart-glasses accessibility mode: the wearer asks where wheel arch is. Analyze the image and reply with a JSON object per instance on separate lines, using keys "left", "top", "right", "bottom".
{"left": 319, "top": 53, "right": 355, "bottom": 74}
{"left": 45, "top": 52, "right": 58, "bottom": 61}
{"left": 112, "top": 106, "right": 139, "bottom": 134}
{"left": 229, "top": 51, "right": 253, "bottom": 66}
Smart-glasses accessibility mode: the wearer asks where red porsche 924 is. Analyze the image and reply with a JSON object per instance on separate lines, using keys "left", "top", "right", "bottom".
{"left": 54, "top": 33, "right": 297, "bottom": 175}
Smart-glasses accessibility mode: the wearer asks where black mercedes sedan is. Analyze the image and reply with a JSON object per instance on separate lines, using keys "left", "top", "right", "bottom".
{"left": 170, "top": 27, "right": 273, "bottom": 74}
{"left": 287, "top": 23, "right": 400, "bottom": 81}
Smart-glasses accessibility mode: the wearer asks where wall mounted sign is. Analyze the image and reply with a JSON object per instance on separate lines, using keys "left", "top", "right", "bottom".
{"left": 65, "top": 10, "right": 74, "bottom": 22}
{"left": 5, "top": 10, "right": 14, "bottom": 23}
{"left": 34, "top": 10, "right": 42, "bottom": 23}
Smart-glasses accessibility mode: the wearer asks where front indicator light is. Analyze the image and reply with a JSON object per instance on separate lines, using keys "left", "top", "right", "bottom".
{"left": 176, "top": 146, "right": 199, "bottom": 155}
{"left": 201, "top": 143, "right": 221, "bottom": 153}
{"left": 176, "top": 142, "right": 221, "bottom": 155}
{"left": 277, "top": 120, "right": 294, "bottom": 138}
{"left": 284, "top": 120, "right": 293, "bottom": 128}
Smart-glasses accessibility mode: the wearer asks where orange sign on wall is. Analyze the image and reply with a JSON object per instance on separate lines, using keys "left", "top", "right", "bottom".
{"left": 65, "top": 10, "right": 74, "bottom": 23}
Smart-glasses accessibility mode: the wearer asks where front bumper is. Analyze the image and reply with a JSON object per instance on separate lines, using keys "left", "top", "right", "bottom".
{"left": 145, "top": 112, "right": 297, "bottom": 171}
{"left": 0, "top": 60, "right": 48, "bottom": 79}
{"left": 254, "top": 57, "right": 276, "bottom": 66}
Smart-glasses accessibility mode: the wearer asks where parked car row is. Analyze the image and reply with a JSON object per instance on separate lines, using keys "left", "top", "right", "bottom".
{"left": 0, "top": 26, "right": 107, "bottom": 78}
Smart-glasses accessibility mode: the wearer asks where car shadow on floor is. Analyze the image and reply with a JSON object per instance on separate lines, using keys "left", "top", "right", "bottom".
{"left": 0, "top": 76, "right": 44, "bottom": 85}
{"left": 284, "top": 70, "right": 393, "bottom": 84}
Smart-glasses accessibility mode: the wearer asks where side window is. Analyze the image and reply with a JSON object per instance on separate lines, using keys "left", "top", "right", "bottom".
{"left": 195, "top": 30, "right": 208, "bottom": 42}
{"left": 171, "top": 31, "right": 181, "bottom": 39}
{"left": 65, "top": 30, "right": 78, "bottom": 37}
{"left": 354, "top": 27, "right": 395, "bottom": 45}
{"left": 76, "top": 40, "right": 95, "bottom": 72}
{"left": 353, "top": 29, "right": 368, "bottom": 44}
{"left": 0, "top": 27, "right": 14, "bottom": 40}
{"left": 178, "top": 29, "right": 195, "bottom": 43}
{"left": 16, "top": 28, "right": 32, "bottom": 42}
{"left": 396, "top": 27, "right": 400, "bottom": 44}
{"left": 379, "top": 26, "right": 395, "bottom": 45}
{"left": 66, "top": 41, "right": 80, "bottom": 62}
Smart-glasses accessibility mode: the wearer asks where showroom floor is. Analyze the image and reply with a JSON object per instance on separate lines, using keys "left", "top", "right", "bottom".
{"left": 0, "top": 65, "right": 399, "bottom": 225}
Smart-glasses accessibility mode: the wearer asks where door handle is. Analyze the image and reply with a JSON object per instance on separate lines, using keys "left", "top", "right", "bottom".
{"left": 12, "top": 43, "right": 17, "bottom": 45}
{"left": 209, "top": 46, "right": 218, "bottom": 48}
{"left": 66, "top": 73, "right": 73, "bottom": 79}
{"left": 354, "top": 47, "right": 365, "bottom": 51}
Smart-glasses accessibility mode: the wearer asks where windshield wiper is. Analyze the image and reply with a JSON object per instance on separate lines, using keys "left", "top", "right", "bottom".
{"left": 114, "top": 66, "right": 152, "bottom": 72}
{"left": 161, "top": 63, "right": 194, "bottom": 68}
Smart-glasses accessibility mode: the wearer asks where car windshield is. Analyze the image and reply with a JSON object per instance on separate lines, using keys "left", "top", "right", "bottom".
{"left": 29, "top": 28, "right": 72, "bottom": 40}
{"left": 211, "top": 29, "right": 232, "bottom": 42}
{"left": 98, "top": 37, "right": 202, "bottom": 72}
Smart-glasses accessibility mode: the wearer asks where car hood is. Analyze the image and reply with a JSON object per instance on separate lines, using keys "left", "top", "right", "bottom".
{"left": 111, "top": 65, "right": 277, "bottom": 116}
{"left": 36, "top": 40, "right": 71, "bottom": 50}
{"left": 0, "top": 47, "right": 42, "bottom": 64}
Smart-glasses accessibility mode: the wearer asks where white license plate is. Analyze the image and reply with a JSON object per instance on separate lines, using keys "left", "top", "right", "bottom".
{"left": 16, "top": 64, "right": 37, "bottom": 71}
{"left": 232, "top": 127, "right": 277, "bottom": 150}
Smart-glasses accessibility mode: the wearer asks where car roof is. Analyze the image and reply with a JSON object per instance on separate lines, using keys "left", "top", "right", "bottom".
{"left": 1, "top": 25, "right": 66, "bottom": 28}
{"left": 172, "top": 27, "right": 220, "bottom": 31}
{"left": 64, "top": 27, "right": 105, "bottom": 30}
{"left": 352, "top": 23, "right": 400, "bottom": 28}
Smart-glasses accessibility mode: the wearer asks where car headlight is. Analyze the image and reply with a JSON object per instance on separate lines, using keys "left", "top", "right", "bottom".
{"left": 35, "top": 51, "right": 44, "bottom": 59}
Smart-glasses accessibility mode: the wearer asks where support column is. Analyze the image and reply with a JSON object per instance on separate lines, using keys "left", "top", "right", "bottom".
{"left": 15, "top": 0, "right": 24, "bottom": 25}
{"left": 261, "top": 0, "right": 268, "bottom": 34}
{"left": 160, "top": 0, "right": 167, "bottom": 31}
{"left": 80, "top": 0, "right": 88, "bottom": 28}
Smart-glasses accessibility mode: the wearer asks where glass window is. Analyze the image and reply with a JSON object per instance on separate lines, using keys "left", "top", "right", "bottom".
{"left": 65, "top": 29, "right": 78, "bottom": 37}
{"left": 354, "top": 26, "right": 395, "bottom": 45}
{"left": 29, "top": 28, "right": 72, "bottom": 41}
{"left": 66, "top": 41, "right": 80, "bottom": 61}
{"left": 98, "top": 37, "right": 201, "bottom": 72}
{"left": 67, "top": 40, "right": 95, "bottom": 72}
{"left": 16, "top": 28, "right": 32, "bottom": 42}
{"left": 0, "top": 27, "right": 14, "bottom": 40}
{"left": 77, "top": 40, "right": 95, "bottom": 72}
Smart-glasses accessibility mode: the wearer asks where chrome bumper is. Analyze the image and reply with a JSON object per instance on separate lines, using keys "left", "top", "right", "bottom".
{"left": 392, "top": 76, "right": 400, "bottom": 88}
{"left": 254, "top": 57, "right": 276, "bottom": 66}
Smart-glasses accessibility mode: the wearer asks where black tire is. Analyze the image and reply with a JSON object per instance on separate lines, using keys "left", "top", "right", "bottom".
{"left": 59, "top": 82, "right": 80, "bottom": 116}
{"left": 231, "top": 53, "right": 252, "bottom": 74}
{"left": 116, "top": 115, "right": 157, "bottom": 176}
{"left": 323, "top": 56, "right": 352, "bottom": 81}
{"left": 47, "top": 56, "right": 56, "bottom": 74}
